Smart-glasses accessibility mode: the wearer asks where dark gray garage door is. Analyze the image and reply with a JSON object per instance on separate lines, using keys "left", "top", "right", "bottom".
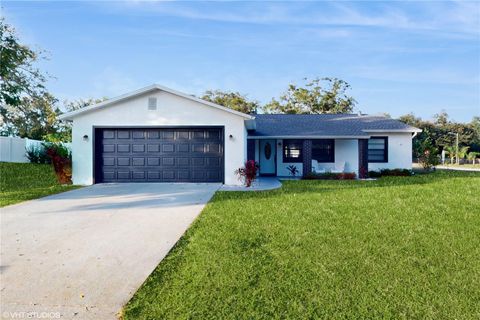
{"left": 95, "top": 127, "right": 224, "bottom": 183}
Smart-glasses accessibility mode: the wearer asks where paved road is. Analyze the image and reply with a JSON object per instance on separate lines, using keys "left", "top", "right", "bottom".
{"left": 0, "top": 183, "right": 220, "bottom": 319}
{"left": 436, "top": 165, "right": 480, "bottom": 172}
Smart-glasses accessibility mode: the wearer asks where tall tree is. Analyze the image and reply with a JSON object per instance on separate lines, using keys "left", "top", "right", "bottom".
{"left": 0, "top": 93, "right": 57, "bottom": 140}
{"left": 399, "top": 112, "right": 479, "bottom": 162}
{"left": 0, "top": 18, "right": 47, "bottom": 107}
{"left": 201, "top": 90, "right": 259, "bottom": 114}
{"left": 263, "top": 77, "right": 356, "bottom": 114}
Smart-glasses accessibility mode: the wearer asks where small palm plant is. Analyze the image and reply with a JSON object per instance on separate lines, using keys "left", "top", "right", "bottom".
{"left": 457, "top": 146, "right": 470, "bottom": 164}
{"left": 467, "top": 152, "right": 479, "bottom": 165}
{"left": 444, "top": 146, "right": 456, "bottom": 164}
{"left": 287, "top": 165, "right": 299, "bottom": 176}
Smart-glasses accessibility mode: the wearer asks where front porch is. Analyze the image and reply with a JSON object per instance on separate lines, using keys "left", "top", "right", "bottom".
{"left": 247, "top": 138, "right": 369, "bottom": 179}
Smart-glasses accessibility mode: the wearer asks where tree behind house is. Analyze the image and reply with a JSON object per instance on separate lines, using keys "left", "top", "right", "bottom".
{"left": 201, "top": 90, "right": 259, "bottom": 114}
{"left": 263, "top": 77, "right": 356, "bottom": 114}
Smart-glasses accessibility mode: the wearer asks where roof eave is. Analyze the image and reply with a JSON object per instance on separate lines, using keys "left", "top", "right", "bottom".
{"left": 58, "top": 84, "right": 254, "bottom": 121}
{"left": 363, "top": 128, "right": 422, "bottom": 133}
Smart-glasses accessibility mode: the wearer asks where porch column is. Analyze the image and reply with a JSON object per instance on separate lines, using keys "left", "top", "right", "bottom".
{"left": 247, "top": 139, "right": 255, "bottom": 161}
{"left": 358, "top": 139, "right": 369, "bottom": 179}
{"left": 302, "top": 139, "right": 312, "bottom": 177}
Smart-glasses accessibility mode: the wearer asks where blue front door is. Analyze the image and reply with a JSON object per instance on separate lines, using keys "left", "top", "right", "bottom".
{"left": 259, "top": 139, "right": 276, "bottom": 175}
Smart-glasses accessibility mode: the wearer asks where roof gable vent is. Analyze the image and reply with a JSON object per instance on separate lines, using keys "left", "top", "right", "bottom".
{"left": 148, "top": 97, "right": 157, "bottom": 110}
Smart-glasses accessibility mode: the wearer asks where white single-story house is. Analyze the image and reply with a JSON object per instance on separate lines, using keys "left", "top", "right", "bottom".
{"left": 59, "top": 84, "right": 421, "bottom": 186}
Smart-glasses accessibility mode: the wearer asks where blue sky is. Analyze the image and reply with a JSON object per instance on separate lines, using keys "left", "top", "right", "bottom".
{"left": 3, "top": 1, "right": 480, "bottom": 122}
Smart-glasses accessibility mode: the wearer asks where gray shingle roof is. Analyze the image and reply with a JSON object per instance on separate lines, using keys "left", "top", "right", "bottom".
{"left": 248, "top": 114, "right": 420, "bottom": 138}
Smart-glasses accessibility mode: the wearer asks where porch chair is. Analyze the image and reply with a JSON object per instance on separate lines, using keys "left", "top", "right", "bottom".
{"left": 311, "top": 160, "right": 326, "bottom": 174}
{"left": 331, "top": 161, "right": 346, "bottom": 173}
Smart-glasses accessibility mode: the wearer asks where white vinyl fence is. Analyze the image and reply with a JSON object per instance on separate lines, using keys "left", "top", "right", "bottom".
{"left": 0, "top": 136, "right": 71, "bottom": 163}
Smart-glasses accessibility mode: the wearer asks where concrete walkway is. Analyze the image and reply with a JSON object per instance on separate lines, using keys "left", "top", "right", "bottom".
{"left": 220, "top": 177, "right": 282, "bottom": 191}
{"left": 0, "top": 183, "right": 220, "bottom": 319}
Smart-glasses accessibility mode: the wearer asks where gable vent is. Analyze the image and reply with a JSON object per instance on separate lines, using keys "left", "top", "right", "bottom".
{"left": 148, "top": 97, "right": 157, "bottom": 110}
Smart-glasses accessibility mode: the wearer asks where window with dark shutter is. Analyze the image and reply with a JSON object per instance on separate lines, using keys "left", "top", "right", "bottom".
{"left": 368, "top": 137, "right": 388, "bottom": 163}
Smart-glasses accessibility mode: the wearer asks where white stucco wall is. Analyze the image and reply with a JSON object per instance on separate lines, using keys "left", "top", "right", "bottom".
{"left": 369, "top": 133, "right": 413, "bottom": 171}
{"left": 70, "top": 90, "right": 247, "bottom": 185}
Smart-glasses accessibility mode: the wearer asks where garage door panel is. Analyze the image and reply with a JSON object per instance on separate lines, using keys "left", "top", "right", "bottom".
{"left": 103, "top": 157, "right": 115, "bottom": 166}
{"left": 103, "top": 144, "right": 115, "bottom": 153}
{"left": 192, "top": 171, "right": 206, "bottom": 180}
{"left": 117, "top": 171, "right": 130, "bottom": 179}
{"left": 177, "top": 157, "right": 189, "bottom": 166}
{"left": 208, "top": 144, "right": 221, "bottom": 153}
{"left": 132, "top": 144, "right": 145, "bottom": 152}
{"left": 162, "top": 157, "right": 175, "bottom": 166}
{"left": 147, "top": 131, "right": 160, "bottom": 139}
{"left": 147, "top": 157, "right": 160, "bottom": 166}
{"left": 192, "top": 158, "right": 204, "bottom": 166}
{"left": 207, "top": 130, "right": 220, "bottom": 140}
{"left": 206, "top": 157, "right": 221, "bottom": 166}
{"left": 162, "top": 144, "right": 175, "bottom": 152}
{"left": 117, "top": 130, "right": 130, "bottom": 139}
{"left": 147, "top": 144, "right": 160, "bottom": 152}
{"left": 132, "top": 171, "right": 146, "bottom": 180}
{"left": 193, "top": 131, "right": 205, "bottom": 139}
{"left": 117, "top": 144, "right": 130, "bottom": 153}
{"left": 178, "top": 170, "right": 190, "bottom": 180}
{"left": 207, "top": 171, "right": 220, "bottom": 180}
{"left": 163, "top": 131, "right": 175, "bottom": 140}
{"left": 132, "top": 130, "right": 145, "bottom": 139}
{"left": 103, "top": 130, "right": 115, "bottom": 139}
{"left": 192, "top": 144, "right": 204, "bottom": 153}
{"left": 117, "top": 158, "right": 130, "bottom": 166}
{"left": 176, "top": 131, "right": 189, "bottom": 140}
{"left": 132, "top": 158, "right": 145, "bottom": 166}
{"left": 97, "top": 128, "right": 223, "bottom": 183}
{"left": 103, "top": 171, "right": 115, "bottom": 180}
{"left": 163, "top": 171, "right": 175, "bottom": 179}
{"left": 177, "top": 144, "right": 189, "bottom": 152}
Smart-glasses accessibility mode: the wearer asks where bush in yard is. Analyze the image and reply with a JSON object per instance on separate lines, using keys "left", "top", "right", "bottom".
{"left": 234, "top": 160, "right": 259, "bottom": 187}
{"left": 45, "top": 143, "right": 72, "bottom": 184}
{"left": 416, "top": 137, "right": 440, "bottom": 170}
{"left": 26, "top": 144, "right": 51, "bottom": 164}
{"left": 369, "top": 169, "right": 413, "bottom": 178}
{"left": 303, "top": 172, "right": 356, "bottom": 180}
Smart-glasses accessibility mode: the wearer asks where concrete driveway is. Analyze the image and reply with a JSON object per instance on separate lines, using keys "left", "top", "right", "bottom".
{"left": 0, "top": 183, "right": 220, "bottom": 319}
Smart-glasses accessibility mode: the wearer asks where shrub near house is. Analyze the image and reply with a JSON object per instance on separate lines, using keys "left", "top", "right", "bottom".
{"left": 304, "top": 172, "right": 356, "bottom": 180}
{"left": 26, "top": 142, "right": 72, "bottom": 184}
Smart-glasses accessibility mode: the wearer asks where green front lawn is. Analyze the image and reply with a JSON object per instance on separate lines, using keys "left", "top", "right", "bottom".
{"left": 124, "top": 171, "right": 480, "bottom": 320}
{"left": 0, "top": 162, "right": 79, "bottom": 207}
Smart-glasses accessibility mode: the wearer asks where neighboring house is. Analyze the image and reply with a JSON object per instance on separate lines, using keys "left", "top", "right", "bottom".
{"left": 59, "top": 84, "right": 421, "bottom": 185}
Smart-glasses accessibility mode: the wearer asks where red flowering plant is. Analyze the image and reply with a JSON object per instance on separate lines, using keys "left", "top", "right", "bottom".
{"left": 359, "top": 166, "right": 368, "bottom": 179}
{"left": 234, "top": 160, "right": 259, "bottom": 187}
{"left": 45, "top": 143, "right": 72, "bottom": 184}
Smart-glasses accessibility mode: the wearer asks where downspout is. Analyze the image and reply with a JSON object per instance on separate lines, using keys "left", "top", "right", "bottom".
{"left": 412, "top": 132, "right": 418, "bottom": 139}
